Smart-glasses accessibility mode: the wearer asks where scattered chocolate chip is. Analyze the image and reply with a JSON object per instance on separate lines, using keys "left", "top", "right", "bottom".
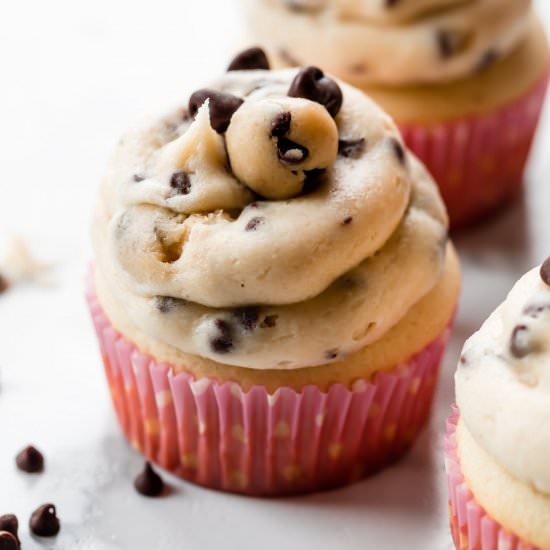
{"left": 271, "top": 112, "right": 292, "bottom": 137}
{"left": 210, "top": 319, "right": 234, "bottom": 354}
{"left": 523, "top": 302, "right": 550, "bottom": 318}
{"left": 170, "top": 170, "right": 191, "bottom": 195}
{"left": 188, "top": 89, "right": 244, "bottom": 133}
{"left": 29, "top": 504, "right": 60, "bottom": 537}
{"left": 0, "top": 531, "right": 18, "bottom": 550}
{"left": 245, "top": 217, "right": 265, "bottom": 231}
{"left": 301, "top": 168, "right": 326, "bottom": 195}
{"left": 390, "top": 138, "right": 406, "bottom": 165}
{"left": 510, "top": 325, "right": 532, "bottom": 359}
{"left": 437, "top": 29, "right": 472, "bottom": 59}
{"left": 338, "top": 138, "right": 365, "bottom": 159}
{"left": 277, "top": 138, "right": 309, "bottom": 165}
{"left": 325, "top": 349, "right": 339, "bottom": 360}
{"left": 0, "top": 275, "right": 9, "bottom": 295}
{"left": 261, "top": 315, "right": 278, "bottom": 328}
{"left": 540, "top": 257, "right": 550, "bottom": 286}
{"left": 0, "top": 517, "right": 18, "bottom": 544}
{"left": 289, "top": 66, "right": 343, "bottom": 118}
{"left": 132, "top": 174, "right": 145, "bottom": 183}
{"left": 228, "top": 47, "right": 270, "bottom": 71}
{"left": 154, "top": 296, "right": 186, "bottom": 313}
{"left": 233, "top": 307, "right": 260, "bottom": 331}
{"left": 475, "top": 49, "right": 499, "bottom": 73}
{"left": 341, "top": 216, "right": 353, "bottom": 225}
{"left": 134, "top": 462, "right": 165, "bottom": 497}
{"left": 278, "top": 48, "right": 301, "bottom": 68}
{"left": 459, "top": 355, "right": 468, "bottom": 366}
{"left": 16, "top": 445, "right": 44, "bottom": 473}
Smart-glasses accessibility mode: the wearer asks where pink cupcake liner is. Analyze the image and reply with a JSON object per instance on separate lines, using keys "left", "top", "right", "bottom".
{"left": 399, "top": 70, "right": 550, "bottom": 229}
{"left": 445, "top": 407, "right": 539, "bottom": 550}
{"left": 86, "top": 280, "right": 452, "bottom": 496}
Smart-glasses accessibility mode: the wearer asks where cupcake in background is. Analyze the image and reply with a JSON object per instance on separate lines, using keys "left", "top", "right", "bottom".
{"left": 446, "top": 257, "right": 550, "bottom": 549}
{"left": 88, "top": 52, "right": 460, "bottom": 495}
{"left": 242, "top": 0, "right": 550, "bottom": 228}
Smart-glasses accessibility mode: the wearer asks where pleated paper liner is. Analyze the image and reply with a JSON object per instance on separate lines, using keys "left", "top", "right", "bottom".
{"left": 87, "top": 280, "right": 452, "bottom": 496}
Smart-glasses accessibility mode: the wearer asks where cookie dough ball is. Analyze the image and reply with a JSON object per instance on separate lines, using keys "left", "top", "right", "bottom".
{"left": 226, "top": 97, "right": 338, "bottom": 200}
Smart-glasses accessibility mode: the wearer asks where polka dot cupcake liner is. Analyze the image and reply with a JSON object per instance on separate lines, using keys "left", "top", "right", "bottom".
{"left": 445, "top": 407, "right": 539, "bottom": 550}
{"left": 87, "top": 281, "right": 452, "bottom": 496}
{"left": 399, "top": 69, "right": 550, "bottom": 229}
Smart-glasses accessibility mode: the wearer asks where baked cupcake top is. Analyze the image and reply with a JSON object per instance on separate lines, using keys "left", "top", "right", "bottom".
{"left": 244, "top": 0, "right": 532, "bottom": 85}
{"left": 456, "top": 258, "right": 550, "bottom": 494}
{"left": 93, "top": 51, "right": 448, "bottom": 369}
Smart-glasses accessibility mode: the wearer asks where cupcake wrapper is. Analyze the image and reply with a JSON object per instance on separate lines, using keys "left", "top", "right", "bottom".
{"left": 399, "top": 70, "right": 550, "bottom": 229}
{"left": 87, "top": 281, "right": 451, "bottom": 496}
{"left": 445, "top": 407, "right": 538, "bottom": 550}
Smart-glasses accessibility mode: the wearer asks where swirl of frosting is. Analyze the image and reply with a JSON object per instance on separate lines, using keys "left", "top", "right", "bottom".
{"left": 93, "top": 61, "right": 448, "bottom": 369}
{"left": 243, "top": 0, "right": 532, "bottom": 85}
{"left": 456, "top": 258, "right": 550, "bottom": 494}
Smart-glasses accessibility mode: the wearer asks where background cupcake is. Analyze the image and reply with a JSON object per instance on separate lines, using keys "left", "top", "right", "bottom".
{"left": 88, "top": 56, "right": 460, "bottom": 495}
{"left": 446, "top": 258, "right": 550, "bottom": 549}
{"left": 242, "top": 0, "right": 550, "bottom": 228}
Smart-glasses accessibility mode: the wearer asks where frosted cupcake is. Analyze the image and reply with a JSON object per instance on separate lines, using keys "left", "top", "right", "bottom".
{"left": 446, "top": 257, "right": 550, "bottom": 549}
{"left": 242, "top": 0, "right": 550, "bottom": 228}
{"left": 88, "top": 55, "right": 461, "bottom": 495}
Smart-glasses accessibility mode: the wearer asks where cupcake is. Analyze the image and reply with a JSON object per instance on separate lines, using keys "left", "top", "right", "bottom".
{"left": 446, "top": 257, "right": 550, "bottom": 549}
{"left": 88, "top": 54, "right": 461, "bottom": 495}
{"left": 241, "top": 0, "right": 550, "bottom": 228}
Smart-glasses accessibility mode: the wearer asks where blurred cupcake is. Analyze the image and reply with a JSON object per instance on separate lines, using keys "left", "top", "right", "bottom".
{"left": 446, "top": 257, "right": 550, "bottom": 549}
{"left": 88, "top": 53, "right": 460, "bottom": 495}
{"left": 242, "top": 0, "right": 550, "bottom": 228}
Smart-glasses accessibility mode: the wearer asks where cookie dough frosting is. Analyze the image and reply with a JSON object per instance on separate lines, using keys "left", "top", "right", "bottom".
{"left": 456, "top": 258, "right": 550, "bottom": 494}
{"left": 243, "top": 0, "right": 532, "bottom": 85}
{"left": 93, "top": 50, "right": 449, "bottom": 370}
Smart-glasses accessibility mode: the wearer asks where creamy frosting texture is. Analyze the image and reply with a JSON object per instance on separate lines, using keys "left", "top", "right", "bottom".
{"left": 456, "top": 260, "right": 550, "bottom": 494}
{"left": 243, "top": 0, "right": 532, "bottom": 85}
{"left": 93, "top": 64, "right": 448, "bottom": 369}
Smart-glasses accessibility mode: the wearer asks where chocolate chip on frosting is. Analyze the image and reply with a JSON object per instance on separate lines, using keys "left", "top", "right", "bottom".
{"left": 132, "top": 174, "right": 145, "bottom": 183}
{"left": 338, "top": 138, "right": 365, "bottom": 159}
{"left": 16, "top": 445, "right": 44, "bottom": 473}
{"left": 189, "top": 89, "right": 244, "bottom": 134}
{"left": 0, "top": 516, "right": 18, "bottom": 544}
{"left": 288, "top": 67, "right": 343, "bottom": 118}
{"left": 524, "top": 301, "right": 550, "bottom": 319}
{"left": 245, "top": 217, "right": 265, "bottom": 231}
{"left": 228, "top": 47, "right": 270, "bottom": 72}
{"left": 29, "top": 504, "right": 60, "bottom": 537}
{"left": 210, "top": 319, "right": 234, "bottom": 353}
{"left": 0, "top": 531, "right": 18, "bottom": 550}
{"left": 510, "top": 325, "right": 532, "bottom": 359}
{"left": 233, "top": 307, "right": 260, "bottom": 331}
{"left": 134, "top": 462, "right": 165, "bottom": 497}
{"left": 540, "top": 257, "right": 550, "bottom": 286}
{"left": 170, "top": 171, "right": 191, "bottom": 195}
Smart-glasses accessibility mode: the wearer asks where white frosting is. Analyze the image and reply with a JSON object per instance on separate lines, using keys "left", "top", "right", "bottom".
{"left": 456, "top": 265, "right": 550, "bottom": 495}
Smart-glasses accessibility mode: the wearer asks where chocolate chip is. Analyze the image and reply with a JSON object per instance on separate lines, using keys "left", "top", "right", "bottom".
{"left": 301, "top": 168, "right": 326, "bottom": 195}
{"left": 271, "top": 112, "right": 292, "bottom": 137}
{"left": 510, "top": 325, "right": 532, "bottom": 359}
{"left": 278, "top": 48, "right": 301, "bottom": 68}
{"left": 0, "top": 516, "right": 18, "bottom": 543}
{"left": 16, "top": 445, "right": 44, "bottom": 473}
{"left": 338, "top": 138, "right": 365, "bottom": 159}
{"left": 189, "top": 89, "right": 244, "bottom": 133}
{"left": 233, "top": 307, "right": 260, "bottom": 331}
{"left": 170, "top": 171, "right": 191, "bottom": 195}
{"left": 154, "top": 296, "right": 186, "bottom": 313}
{"left": 475, "top": 49, "right": 498, "bottom": 73}
{"left": 0, "top": 275, "right": 9, "bottom": 295}
{"left": 245, "top": 217, "right": 265, "bottom": 231}
{"left": 210, "top": 319, "right": 234, "bottom": 353}
{"left": 325, "top": 349, "right": 339, "bottom": 360}
{"left": 459, "top": 355, "right": 468, "bottom": 366}
{"left": 277, "top": 138, "right": 309, "bottom": 165}
{"left": 288, "top": 66, "right": 343, "bottom": 118}
{"left": 29, "top": 504, "right": 60, "bottom": 537}
{"left": 0, "top": 531, "right": 18, "bottom": 550}
{"left": 524, "top": 302, "right": 550, "bottom": 318}
{"left": 342, "top": 216, "right": 353, "bottom": 225}
{"left": 132, "top": 174, "right": 145, "bottom": 183}
{"left": 261, "top": 315, "right": 278, "bottom": 328}
{"left": 390, "top": 138, "right": 406, "bottom": 165}
{"left": 134, "top": 462, "right": 165, "bottom": 497}
{"left": 540, "top": 257, "right": 550, "bottom": 286}
{"left": 228, "top": 47, "right": 270, "bottom": 71}
{"left": 437, "top": 30, "right": 471, "bottom": 59}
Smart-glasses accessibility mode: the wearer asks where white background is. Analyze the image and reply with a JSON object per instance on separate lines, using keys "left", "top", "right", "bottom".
{"left": 1, "top": 2, "right": 549, "bottom": 549}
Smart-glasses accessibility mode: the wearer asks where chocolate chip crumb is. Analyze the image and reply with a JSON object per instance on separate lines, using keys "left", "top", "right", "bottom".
{"left": 170, "top": 171, "right": 191, "bottom": 195}
{"left": 0, "top": 275, "right": 9, "bottom": 295}
{"left": 390, "top": 138, "right": 406, "bottom": 165}
{"left": 261, "top": 315, "right": 278, "bottom": 328}
{"left": 342, "top": 216, "right": 353, "bottom": 225}
{"left": 0, "top": 531, "right": 18, "bottom": 550}
{"left": 459, "top": 355, "right": 468, "bottom": 366}
{"left": 233, "top": 307, "right": 260, "bottom": 331}
{"left": 510, "top": 325, "right": 532, "bottom": 359}
{"left": 277, "top": 138, "right": 309, "bottom": 164}
{"left": 29, "top": 504, "right": 60, "bottom": 537}
{"left": 189, "top": 89, "right": 244, "bottom": 134}
{"left": 338, "top": 138, "right": 365, "bottom": 159}
{"left": 228, "top": 47, "right": 270, "bottom": 72}
{"left": 211, "top": 319, "right": 234, "bottom": 353}
{"left": 154, "top": 296, "right": 186, "bottom": 313}
{"left": 16, "top": 445, "right": 44, "bottom": 473}
{"left": 288, "top": 66, "right": 343, "bottom": 118}
{"left": 325, "top": 349, "right": 339, "bottom": 360}
{"left": 271, "top": 112, "right": 292, "bottom": 137}
{"left": 132, "top": 174, "right": 145, "bottom": 183}
{"left": 540, "top": 257, "right": 550, "bottom": 286}
{"left": 475, "top": 49, "right": 499, "bottom": 73}
{"left": 0, "top": 516, "right": 18, "bottom": 544}
{"left": 245, "top": 217, "right": 265, "bottom": 231}
{"left": 134, "top": 462, "right": 165, "bottom": 497}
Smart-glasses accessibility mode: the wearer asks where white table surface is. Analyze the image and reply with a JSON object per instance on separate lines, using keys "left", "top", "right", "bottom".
{"left": 1, "top": 2, "right": 550, "bottom": 549}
